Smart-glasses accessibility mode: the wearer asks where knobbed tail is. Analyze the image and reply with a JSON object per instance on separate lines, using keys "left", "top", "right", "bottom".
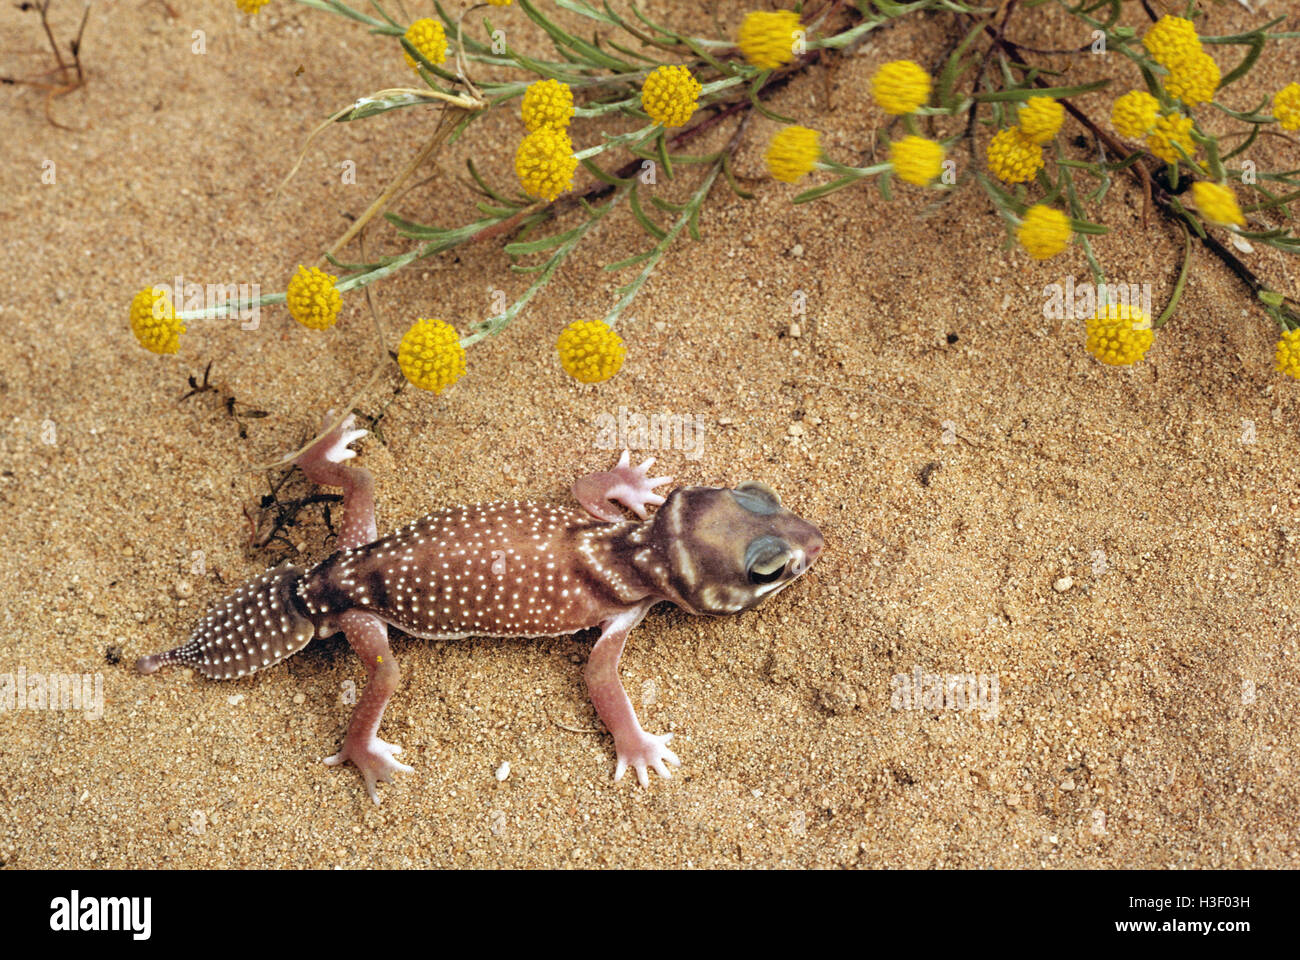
{"left": 136, "top": 561, "right": 318, "bottom": 680}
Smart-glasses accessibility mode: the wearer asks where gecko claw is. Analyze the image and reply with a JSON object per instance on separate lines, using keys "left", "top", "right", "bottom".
{"left": 325, "top": 735, "right": 413, "bottom": 804}
{"left": 317, "top": 411, "right": 368, "bottom": 465}
{"left": 608, "top": 450, "right": 674, "bottom": 519}
{"left": 613, "top": 731, "right": 679, "bottom": 788}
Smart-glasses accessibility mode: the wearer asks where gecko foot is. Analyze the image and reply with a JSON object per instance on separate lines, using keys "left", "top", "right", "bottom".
{"left": 325, "top": 735, "right": 413, "bottom": 805}
{"left": 300, "top": 409, "right": 368, "bottom": 469}
{"left": 613, "top": 730, "right": 680, "bottom": 788}
{"left": 576, "top": 449, "right": 673, "bottom": 522}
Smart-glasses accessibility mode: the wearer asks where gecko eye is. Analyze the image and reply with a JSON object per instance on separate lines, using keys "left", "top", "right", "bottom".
{"left": 746, "top": 535, "right": 790, "bottom": 585}
{"left": 732, "top": 482, "right": 781, "bottom": 515}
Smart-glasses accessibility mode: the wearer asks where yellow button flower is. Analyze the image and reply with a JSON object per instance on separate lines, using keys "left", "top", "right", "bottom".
{"left": 398, "top": 318, "right": 466, "bottom": 394}
{"left": 888, "top": 135, "right": 944, "bottom": 187}
{"left": 404, "top": 18, "right": 447, "bottom": 71}
{"left": 1111, "top": 90, "right": 1160, "bottom": 139}
{"left": 1191, "top": 181, "right": 1245, "bottom": 227}
{"left": 986, "top": 127, "right": 1043, "bottom": 184}
{"left": 1276, "top": 329, "right": 1300, "bottom": 379}
{"left": 641, "top": 65, "right": 702, "bottom": 128}
{"left": 234, "top": 0, "right": 271, "bottom": 13}
{"left": 557, "top": 320, "right": 625, "bottom": 384}
{"left": 1018, "top": 96, "right": 1064, "bottom": 144}
{"left": 521, "top": 78, "right": 574, "bottom": 132}
{"left": 1086, "top": 303, "right": 1155, "bottom": 366}
{"left": 764, "top": 125, "right": 821, "bottom": 183}
{"left": 130, "top": 286, "right": 186, "bottom": 355}
{"left": 737, "top": 10, "right": 802, "bottom": 70}
{"left": 1165, "top": 50, "right": 1219, "bottom": 106}
{"left": 1142, "top": 15, "right": 1201, "bottom": 69}
{"left": 515, "top": 127, "right": 577, "bottom": 201}
{"left": 870, "top": 60, "right": 931, "bottom": 116}
{"left": 286, "top": 265, "right": 342, "bottom": 331}
{"left": 1016, "top": 205, "right": 1071, "bottom": 260}
{"left": 1146, "top": 112, "right": 1195, "bottom": 164}
{"left": 1273, "top": 83, "right": 1300, "bottom": 131}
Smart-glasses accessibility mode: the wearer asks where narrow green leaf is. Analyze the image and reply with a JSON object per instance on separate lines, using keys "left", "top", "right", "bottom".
{"left": 748, "top": 72, "right": 798, "bottom": 125}
{"left": 649, "top": 195, "right": 689, "bottom": 214}
{"left": 505, "top": 226, "right": 585, "bottom": 256}
{"left": 721, "top": 153, "right": 755, "bottom": 200}
{"left": 1218, "top": 34, "right": 1264, "bottom": 90}
{"left": 467, "top": 158, "right": 524, "bottom": 206}
{"left": 605, "top": 249, "right": 657, "bottom": 271}
{"left": 628, "top": 185, "right": 667, "bottom": 240}
{"left": 656, "top": 129, "right": 674, "bottom": 181}
{"left": 792, "top": 176, "right": 861, "bottom": 204}
{"left": 476, "top": 200, "right": 519, "bottom": 218}
{"left": 974, "top": 79, "right": 1110, "bottom": 102}
{"left": 1154, "top": 226, "right": 1192, "bottom": 328}
{"left": 580, "top": 157, "right": 633, "bottom": 186}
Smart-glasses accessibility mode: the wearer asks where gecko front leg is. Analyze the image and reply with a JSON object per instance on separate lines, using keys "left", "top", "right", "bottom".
{"left": 298, "top": 412, "right": 411, "bottom": 803}
{"left": 585, "top": 603, "right": 680, "bottom": 787}
{"left": 573, "top": 450, "right": 673, "bottom": 521}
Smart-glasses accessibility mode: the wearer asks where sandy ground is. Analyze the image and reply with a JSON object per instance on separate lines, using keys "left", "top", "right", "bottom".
{"left": 1, "top": 0, "right": 1298, "bottom": 868}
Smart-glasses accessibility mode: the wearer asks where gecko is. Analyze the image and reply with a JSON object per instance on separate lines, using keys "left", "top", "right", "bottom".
{"left": 138, "top": 413, "right": 824, "bottom": 803}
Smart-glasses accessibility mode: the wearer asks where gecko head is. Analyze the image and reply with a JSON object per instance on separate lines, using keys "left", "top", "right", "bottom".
{"left": 645, "top": 482, "right": 823, "bottom": 616}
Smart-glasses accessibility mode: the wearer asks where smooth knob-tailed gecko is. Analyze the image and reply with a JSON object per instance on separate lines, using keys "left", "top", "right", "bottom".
{"left": 138, "top": 413, "right": 824, "bottom": 803}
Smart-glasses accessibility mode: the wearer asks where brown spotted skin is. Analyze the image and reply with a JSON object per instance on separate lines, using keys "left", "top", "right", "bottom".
{"left": 298, "top": 501, "right": 655, "bottom": 640}
{"left": 296, "top": 487, "right": 823, "bottom": 640}
{"left": 134, "top": 561, "right": 316, "bottom": 680}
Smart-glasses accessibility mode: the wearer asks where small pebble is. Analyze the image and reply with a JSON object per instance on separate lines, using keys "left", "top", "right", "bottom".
{"left": 788, "top": 422, "right": 805, "bottom": 437}
{"left": 1061, "top": 777, "right": 1076, "bottom": 792}
{"left": 227, "top": 694, "right": 244, "bottom": 707}
{"left": 293, "top": 693, "right": 306, "bottom": 705}
{"left": 1053, "top": 576, "right": 1074, "bottom": 592}
{"left": 495, "top": 761, "right": 511, "bottom": 782}
{"left": 791, "top": 243, "right": 804, "bottom": 257}
{"left": 789, "top": 322, "right": 801, "bottom": 338}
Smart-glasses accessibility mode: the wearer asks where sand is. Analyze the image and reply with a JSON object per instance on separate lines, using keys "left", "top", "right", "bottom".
{"left": 1, "top": 0, "right": 1297, "bottom": 868}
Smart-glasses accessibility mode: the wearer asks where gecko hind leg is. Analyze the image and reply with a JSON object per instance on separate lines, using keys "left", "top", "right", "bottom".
{"left": 323, "top": 610, "right": 412, "bottom": 805}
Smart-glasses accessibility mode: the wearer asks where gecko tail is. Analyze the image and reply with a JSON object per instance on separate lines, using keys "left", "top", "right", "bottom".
{"left": 136, "top": 561, "right": 318, "bottom": 680}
